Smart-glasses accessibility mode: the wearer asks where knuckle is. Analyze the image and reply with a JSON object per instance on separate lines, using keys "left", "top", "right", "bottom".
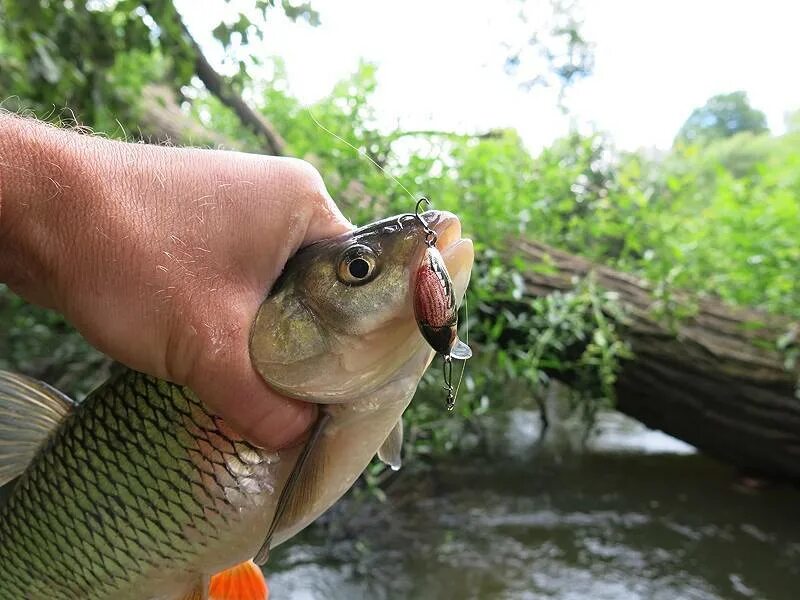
{"left": 281, "top": 158, "right": 329, "bottom": 203}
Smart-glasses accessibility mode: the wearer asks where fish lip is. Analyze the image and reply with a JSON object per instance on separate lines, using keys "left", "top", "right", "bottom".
{"left": 407, "top": 210, "right": 462, "bottom": 280}
{"left": 421, "top": 210, "right": 462, "bottom": 251}
{"left": 411, "top": 209, "right": 472, "bottom": 297}
{"left": 426, "top": 211, "right": 473, "bottom": 295}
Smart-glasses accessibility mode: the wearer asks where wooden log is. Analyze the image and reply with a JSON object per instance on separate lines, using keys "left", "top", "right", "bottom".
{"left": 516, "top": 239, "right": 800, "bottom": 479}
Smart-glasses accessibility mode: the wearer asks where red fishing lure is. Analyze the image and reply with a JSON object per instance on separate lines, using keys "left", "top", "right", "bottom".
{"left": 415, "top": 246, "right": 457, "bottom": 353}
{"left": 412, "top": 199, "right": 471, "bottom": 409}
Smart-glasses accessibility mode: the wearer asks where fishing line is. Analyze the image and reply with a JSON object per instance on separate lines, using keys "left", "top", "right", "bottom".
{"left": 307, "top": 109, "right": 418, "bottom": 203}
{"left": 452, "top": 294, "right": 469, "bottom": 402}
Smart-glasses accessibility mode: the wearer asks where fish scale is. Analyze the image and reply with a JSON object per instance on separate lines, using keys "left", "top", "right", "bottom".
{"left": 0, "top": 369, "right": 277, "bottom": 599}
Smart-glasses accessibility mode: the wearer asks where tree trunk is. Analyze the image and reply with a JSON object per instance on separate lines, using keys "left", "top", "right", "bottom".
{"left": 516, "top": 240, "right": 800, "bottom": 479}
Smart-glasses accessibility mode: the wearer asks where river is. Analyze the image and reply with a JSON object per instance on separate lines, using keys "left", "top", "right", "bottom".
{"left": 265, "top": 410, "right": 800, "bottom": 600}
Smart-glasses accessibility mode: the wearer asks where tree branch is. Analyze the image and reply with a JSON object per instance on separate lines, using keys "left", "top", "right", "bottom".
{"left": 187, "top": 34, "right": 286, "bottom": 156}
{"left": 384, "top": 129, "right": 504, "bottom": 144}
{"left": 144, "top": 0, "right": 286, "bottom": 156}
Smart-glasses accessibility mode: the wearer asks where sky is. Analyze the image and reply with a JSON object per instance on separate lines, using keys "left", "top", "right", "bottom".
{"left": 178, "top": 0, "right": 800, "bottom": 152}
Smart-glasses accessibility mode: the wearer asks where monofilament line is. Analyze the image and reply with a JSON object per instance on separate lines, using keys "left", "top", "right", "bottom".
{"left": 453, "top": 294, "right": 469, "bottom": 402}
{"left": 307, "top": 109, "right": 417, "bottom": 202}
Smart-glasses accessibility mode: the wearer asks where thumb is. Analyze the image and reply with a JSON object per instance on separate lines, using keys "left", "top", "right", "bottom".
{"left": 299, "top": 168, "right": 354, "bottom": 244}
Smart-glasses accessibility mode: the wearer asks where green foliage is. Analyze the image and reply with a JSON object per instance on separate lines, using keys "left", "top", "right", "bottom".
{"left": 499, "top": 279, "right": 632, "bottom": 405}
{"left": 1, "top": 3, "right": 797, "bottom": 461}
{"left": 0, "top": 0, "right": 313, "bottom": 129}
{"left": 618, "top": 133, "right": 800, "bottom": 318}
{"left": 0, "top": 286, "right": 110, "bottom": 399}
{"left": 675, "top": 91, "right": 769, "bottom": 145}
{"left": 0, "top": 0, "right": 172, "bottom": 130}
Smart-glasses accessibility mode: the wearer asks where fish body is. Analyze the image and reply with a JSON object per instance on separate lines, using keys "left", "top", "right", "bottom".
{"left": 0, "top": 211, "right": 473, "bottom": 599}
{"left": 0, "top": 371, "right": 282, "bottom": 600}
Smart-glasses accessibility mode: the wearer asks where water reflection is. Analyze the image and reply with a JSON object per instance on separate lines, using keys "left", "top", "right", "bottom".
{"left": 267, "top": 412, "right": 800, "bottom": 600}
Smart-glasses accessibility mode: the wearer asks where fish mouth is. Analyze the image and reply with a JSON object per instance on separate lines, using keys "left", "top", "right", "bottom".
{"left": 421, "top": 210, "right": 474, "bottom": 300}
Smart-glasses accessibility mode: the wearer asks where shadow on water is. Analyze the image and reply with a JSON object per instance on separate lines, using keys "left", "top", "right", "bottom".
{"left": 266, "top": 411, "right": 800, "bottom": 600}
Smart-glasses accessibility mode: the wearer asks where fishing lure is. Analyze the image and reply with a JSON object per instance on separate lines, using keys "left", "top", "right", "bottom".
{"left": 412, "top": 198, "right": 472, "bottom": 410}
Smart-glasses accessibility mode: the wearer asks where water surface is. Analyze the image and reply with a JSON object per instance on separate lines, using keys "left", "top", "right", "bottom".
{"left": 266, "top": 411, "right": 800, "bottom": 600}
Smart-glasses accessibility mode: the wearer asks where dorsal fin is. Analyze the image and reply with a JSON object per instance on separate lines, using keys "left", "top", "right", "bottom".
{"left": 0, "top": 370, "right": 74, "bottom": 486}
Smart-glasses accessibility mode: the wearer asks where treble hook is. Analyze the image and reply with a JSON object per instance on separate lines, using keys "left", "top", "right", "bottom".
{"left": 442, "top": 355, "right": 455, "bottom": 411}
{"left": 415, "top": 197, "right": 438, "bottom": 247}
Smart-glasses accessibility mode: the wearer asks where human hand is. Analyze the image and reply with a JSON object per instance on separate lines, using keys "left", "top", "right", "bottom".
{"left": 0, "top": 114, "right": 352, "bottom": 449}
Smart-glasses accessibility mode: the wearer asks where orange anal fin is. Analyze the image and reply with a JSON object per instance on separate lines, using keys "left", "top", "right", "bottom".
{"left": 209, "top": 560, "right": 269, "bottom": 600}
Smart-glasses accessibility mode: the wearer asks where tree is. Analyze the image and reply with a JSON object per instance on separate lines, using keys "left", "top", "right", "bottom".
{"left": 2, "top": 0, "right": 800, "bottom": 480}
{"left": 0, "top": 0, "right": 317, "bottom": 152}
{"left": 675, "top": 91, "right": 768, "bottom": 145}
{"left": 505, "top": 0, "right": 595, "bottom": 108}
{"left": 511, "top": 240, "right": 800, "bottom": 480}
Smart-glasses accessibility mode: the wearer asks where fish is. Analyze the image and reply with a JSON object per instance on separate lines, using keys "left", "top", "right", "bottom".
{"left": 0, "top": 209, "right": 473, "bottom": 600}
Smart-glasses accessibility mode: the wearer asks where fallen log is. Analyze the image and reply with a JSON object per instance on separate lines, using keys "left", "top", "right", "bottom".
{"left": 515, "top": 239, "right": 800, "bottom": 479}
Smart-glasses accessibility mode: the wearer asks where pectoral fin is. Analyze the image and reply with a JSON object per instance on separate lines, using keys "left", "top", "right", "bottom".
{"left": 254, "top": 412, "right": 331, "bottom": 565}
{"left": 0, "top": 370, "right": 74, "bottom": 487}
{"left": 209, "top": 560, "right": 268, "bottom": 600}
{"left": 377, "top": 419, "right": 403, "bottom": 471}
{"left": 450, "top": 338, "right": 472, "bottom": 361}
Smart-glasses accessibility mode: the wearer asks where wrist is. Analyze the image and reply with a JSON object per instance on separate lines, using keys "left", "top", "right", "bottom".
{"left": 0, "top": 114, "right": 96, "bottom": 305}
{"left": 0, "top": 113, "right": 29, "bottom": 287}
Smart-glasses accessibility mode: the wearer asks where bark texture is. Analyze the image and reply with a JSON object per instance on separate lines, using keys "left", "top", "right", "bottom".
{"left": 516, "top": 240, "right": 800, "bottom": 479}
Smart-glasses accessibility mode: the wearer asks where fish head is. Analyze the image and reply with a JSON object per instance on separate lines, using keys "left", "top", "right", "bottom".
{"left": 249, "top": 210, "right": 473, "bottom": 403}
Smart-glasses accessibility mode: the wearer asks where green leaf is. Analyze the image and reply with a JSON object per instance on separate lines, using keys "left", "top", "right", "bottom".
{"left": 212, "top": 22, "right": 232, "bottom": 47}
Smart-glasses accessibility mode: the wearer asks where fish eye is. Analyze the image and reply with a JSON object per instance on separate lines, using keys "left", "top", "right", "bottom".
{"left": 337, "top": 244, "right": 378, "bottom": 285}
{"left": 349, "top": 258, "right": 370, "bottom": 278}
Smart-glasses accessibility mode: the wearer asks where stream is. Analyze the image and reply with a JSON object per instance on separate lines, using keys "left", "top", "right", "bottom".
{"left": 265, "top": 411, "right": 800, "bottom": 600}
